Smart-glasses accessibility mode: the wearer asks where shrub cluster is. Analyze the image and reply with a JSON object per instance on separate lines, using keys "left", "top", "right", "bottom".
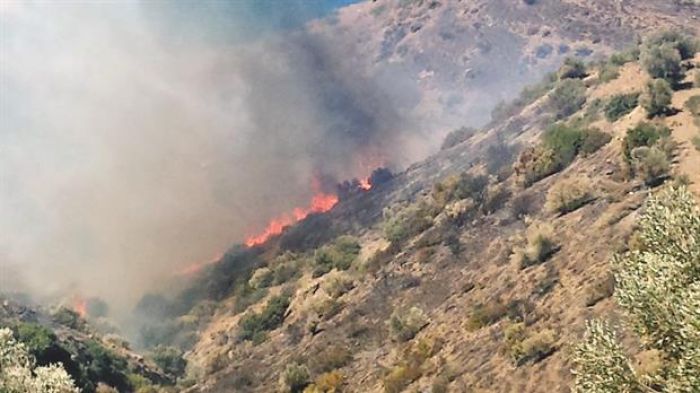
{"left": 313, "top": 236, "right": 361, "bottom": 277}
{"left": 604, "top": 93, "right": 639, "bottom": 122}
{"left": 511, "top": 221, "right": 558, "bottom": 269}
{"left": 514, "top": 123, "right": 610, "bottom": 187}
{"left": 388, "top": 306, "right": 429, "bottom": 342}
{"left": 238, "top": 294, "right": 291, "bottom": 343}
{"left": 504, "top": 323, "right": 558, "bottom": 366}
{"left": 640, "top": 78, "right": 673, "bottom": 117}
{"left": 640, "top": 29, "right": 699, "bottom": 84}
{"left": 622, "top": 122, "right": 673, "bottom": 185}
{"left": 466, "top": 301, "right": 507, "bottom": 331}
{"left": 558, "top": 57, "right": 587, "bottom": 80}
{"left": 549, "top": 79, "right": 587, "bottom": 119}
{"left": 383, "top": 201, "right": 435, "bottom": 244}
{"left": 545, "top": 178, "right": 594, "bottom": 215}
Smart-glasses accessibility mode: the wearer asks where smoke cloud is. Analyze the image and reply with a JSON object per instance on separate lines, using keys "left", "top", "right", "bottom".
{"left": 0, "top": 1, "right": 427, "bottom": 310}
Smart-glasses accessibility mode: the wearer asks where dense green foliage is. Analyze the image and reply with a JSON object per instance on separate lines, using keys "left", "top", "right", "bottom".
{"left": 149, "top": 346, "right": 186, "bottom": 378}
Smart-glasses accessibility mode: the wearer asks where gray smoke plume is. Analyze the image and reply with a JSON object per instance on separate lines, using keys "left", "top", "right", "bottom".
{"left": 0, "top": 1, "right": 425, "bottom": 310}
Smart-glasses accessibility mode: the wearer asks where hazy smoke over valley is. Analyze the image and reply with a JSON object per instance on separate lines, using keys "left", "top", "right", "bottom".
{"left": 0, "top": 1, "right": 427, "bottom": 310}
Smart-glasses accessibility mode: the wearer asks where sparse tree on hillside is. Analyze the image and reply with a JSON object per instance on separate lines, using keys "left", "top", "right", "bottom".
{"left": 572, "top": 186, "right": 700, "bottom": 392}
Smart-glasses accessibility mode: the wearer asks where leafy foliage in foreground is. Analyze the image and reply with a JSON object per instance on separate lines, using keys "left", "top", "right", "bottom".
{"left": 572, "top": 186, "right": 700, "bottom": 392}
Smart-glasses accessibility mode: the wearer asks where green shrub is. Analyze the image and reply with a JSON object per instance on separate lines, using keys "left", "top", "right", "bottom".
{"left": 432, "top": 172, "right": 488, "bottom": 207}
{"left": 238, "top": 294, "right": 291, "bottom": 342}
{"left": 640, "top": 43, "right": 683, "bottom": 83}
{"left": 383, "top": 202, "right": 434, "bottom": 244}
{"left": 558, "top": 57, "right": 587, "bottom": 79}
{"left": 640, "top": 78, "right": 673, "bottom": 117}
{"left": 643, "top": 29, "right": 699, "bottom": 61}
{"left": 441, "top": 127, "right": 476, "bottom": 150}
{"left": 511, "top": 221, "right": 558, "bottom": 269}
{"left": 610, "top": 47, "right": 640, "bottom": 66}
{"left": 279, "top": 362, "right": 310, "bottom": 393}
{"left": 550, "top": 79, "right": 587, "bottom": 119}
{"left": 389, "top": 306, "right": 429, "bottom": 342}
{"left": 51, "top": 307, "right": 83, "bottom": 330}
{"left": 622, "top": 122, "right": 671, "bottom": 160}
{"left": 604, "top": 93, "right": 640, "bottom": 122}
{"left": 542, "top": 123, "right": 586, "bottom": 167}
{"left": 149, "top": 346, "right": 186, "bottom": 378}
{"left": 545, "top": 178, "right": 594, "bottom": 214}
{"left": 513, "top": 145, "right": 559, "bottom": 187}
{"left": 313, "top": 236, "right": 361, "bottom": 276}
{"left": 322, "top": 271, "right": 354, "bottom": 299}
{"left": 580, "top": 128, "right": 612, "bottom": 155}
{"left": 630, "top": 146, "right": 670, "bottom": 185}
{"left": 573, "top": 186, "right": 700, "bottom": 392}
{"left": 466, "top": 301, "right": 507, "bottom": 331}
{"left": 639, "top": 29, "right": 698, "bottom": 84}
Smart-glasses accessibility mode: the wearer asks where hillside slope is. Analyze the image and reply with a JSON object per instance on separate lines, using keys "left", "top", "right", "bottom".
{"left": 310, "top": 0, "right": 700, "bottom": 134}
{"left": 175, "top": 31, "right": 700, "bottom": 393}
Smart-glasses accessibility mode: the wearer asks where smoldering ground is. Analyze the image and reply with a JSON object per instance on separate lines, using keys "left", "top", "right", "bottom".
{"left": 0, "top": 1, "right": 427, "bottom": 312}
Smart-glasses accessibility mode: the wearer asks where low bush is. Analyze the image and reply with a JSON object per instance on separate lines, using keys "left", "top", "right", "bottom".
{"left": 511, "top": 221, "right": 558, "bottom": 269}
{"left": 304, "top": 370, "right": 344, "bottom": 393}
{"left": 383, "top": 202, "right": 435, "bottom": 244}
{"left": 466, "top": 301, "right": 507, "bottom": 331}
{"left": 622, "top": 122, "right": 671, "bottom": 161}
{"left": 432, "top": 172, "right": 488, "bottom": 207}
{"left": 630, "top": 146, "right": 670, "bottom": 186}
{"left": 640, "top": 78, "right": 673, "bottom": 117}
{"left": 313, "top": 236, "right": 361, "bottom": 277}
{"left": 604, "top": 93, "right": 640, "bottom": 122}
{"left": 515, "top": 124, "right": 610, "bottom": 187}
{"left": 513, "top": 145, "right": 559, "bottom": 187}
{"left": 545, "top": 178, "right": 594, "bottom": 215}
{"left": 549, "top": 79, "right": 587, "bottom": 119}
{"left": 640, "top": 42, "right": 683, "bottom": 83}
{"left": 249, "top": 267, "right": 273, "bottom": 289}
{"left": 149, "top": 346, "right": 186, "bottom": 378}
{"left": 506, "top": 326, "right": 557, "bottom": 366}
{"left": 388, "top": 306, "right": 429, "bottom": 342}
{"left": 510, "top": 192, "right": 537, "bottom": 219}
{"left": 279, "top": 363, "right": 311, "bottom": 393}
{"left": 558, "top": 57, "right": 587, "bottom": 79}
{"left": 238, "top": 294, "right": 291, "bottom": 343}
{"left": 322, "top": 271, "right": 354, "bottom": 299}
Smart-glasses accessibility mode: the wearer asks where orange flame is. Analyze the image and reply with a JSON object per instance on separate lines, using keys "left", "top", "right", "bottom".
{"left": 72, "top": 296, "right": 87, "bottom": 318}
{"left": 359, "top": 177, "right": 372, "bottom": 190}
{"left": 245, "top": 188, "right": 338, "bottom": 247}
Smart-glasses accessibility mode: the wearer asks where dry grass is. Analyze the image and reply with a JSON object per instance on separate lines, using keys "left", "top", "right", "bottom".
{"left": 545, "top": 178, "right": 594, "bottom": 214}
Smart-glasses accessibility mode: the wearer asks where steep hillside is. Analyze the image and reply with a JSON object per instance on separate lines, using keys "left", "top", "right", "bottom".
{"left": 310, "top": 0, "right": 700, "bottom": 133}
{"left": 167, "top": 29, "right": 700, "bottom": 393}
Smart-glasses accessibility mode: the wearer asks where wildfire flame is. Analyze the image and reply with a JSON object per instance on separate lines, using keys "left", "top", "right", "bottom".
{"left": 245, "top": 190, "right": 338, "bottom": 247}
{"left": 72, "top": 296, "right": 87, "bottom": 318}
{"left": 359, "top": 177, "right": 372, "bottom": 190}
